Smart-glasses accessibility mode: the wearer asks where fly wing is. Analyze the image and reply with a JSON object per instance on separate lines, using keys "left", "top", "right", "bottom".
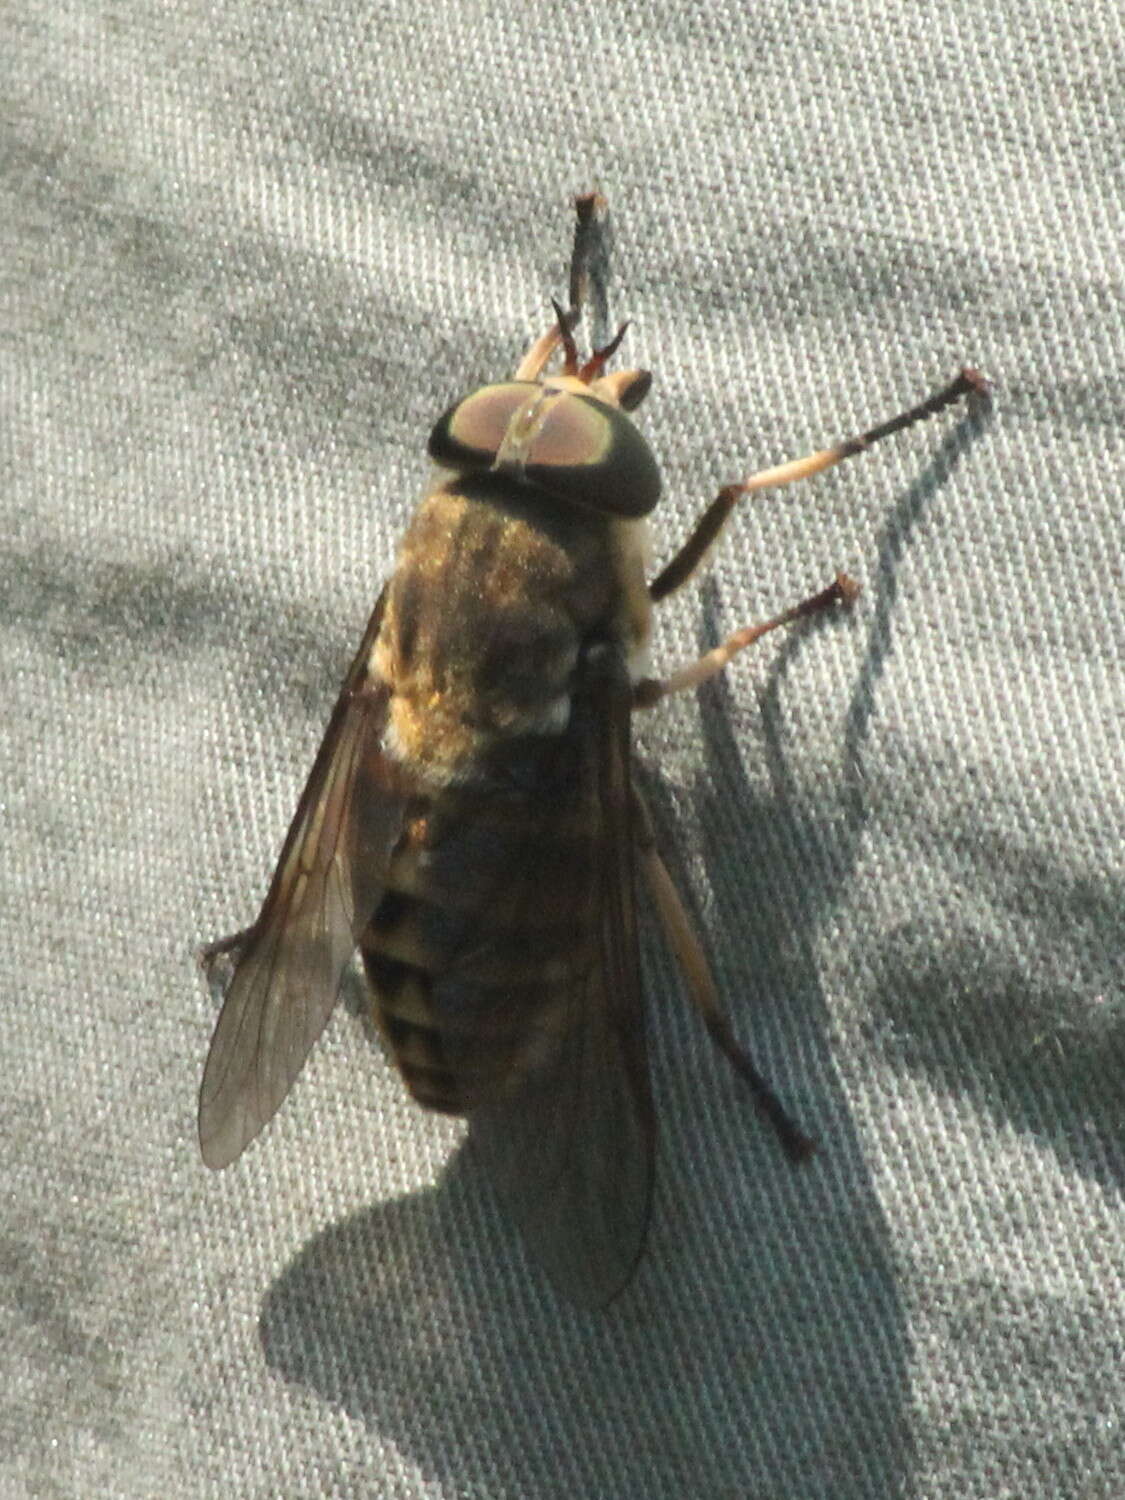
{"left": 199, "top": 589, "right": 412, "bottom": 1169}
{"left": 467, "top": 641, "right": 656, "bottom": 1307}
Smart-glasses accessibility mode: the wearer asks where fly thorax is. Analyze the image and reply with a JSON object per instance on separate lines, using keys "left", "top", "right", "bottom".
{"left": 381, "top": 642, "right": 576, "bottom": 784}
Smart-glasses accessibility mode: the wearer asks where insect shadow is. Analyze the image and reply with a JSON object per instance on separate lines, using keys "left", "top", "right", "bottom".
{"left": 258, "top": 409, "right": 992, "bottom": 1497}
{"left": 838, "top": 397, "right": 1124, "bottom": 1183}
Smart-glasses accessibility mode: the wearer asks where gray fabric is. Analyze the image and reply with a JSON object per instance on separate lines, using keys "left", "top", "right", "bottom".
{"left": 4, "top": 0, "right": 1123, "bottom": 1495}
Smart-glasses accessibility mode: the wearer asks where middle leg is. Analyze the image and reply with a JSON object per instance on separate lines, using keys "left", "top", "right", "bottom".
{"left": 633, "top": 574, "right": 859, "bottom": 709}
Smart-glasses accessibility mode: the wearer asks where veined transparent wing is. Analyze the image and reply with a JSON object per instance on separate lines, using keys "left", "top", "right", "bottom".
{"left": 465, "top": 640, "right": 655, "bottom": 1306}
{"left": 199, "top": 589, "right": 412, "bottom": 1168}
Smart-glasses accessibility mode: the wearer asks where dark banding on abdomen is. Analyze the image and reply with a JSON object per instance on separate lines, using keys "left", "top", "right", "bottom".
{"left": 359, "top": 762, "right": 597, "bottom": 1116}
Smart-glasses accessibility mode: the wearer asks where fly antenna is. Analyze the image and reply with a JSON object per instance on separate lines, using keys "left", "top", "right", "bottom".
{"left": 578, "top": 321, "right": 630, "bottom": 382}
{"left": 550, "top": 298, "right": 581, "bottom": 376}
{"left": 567, "top": 192, "right": 613, "bottom": 350}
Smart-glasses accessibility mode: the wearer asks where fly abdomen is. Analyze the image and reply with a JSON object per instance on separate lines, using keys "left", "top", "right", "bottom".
{"left": 360, "top": 950, "right": 468, "bottom": 1114}
{"left": 360, "top": 783, "right": 597, "bottom": 1116}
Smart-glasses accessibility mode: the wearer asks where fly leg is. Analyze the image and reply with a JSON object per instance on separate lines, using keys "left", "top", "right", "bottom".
{"left": 197, "top": 926, "right": 257, "bottom": 1016}
{"left": 631, "top": 573, "right": 852, "bottom": 1155}
{"left": 198, "top": 927, "right": 253, "bottom": 967}
{"left": 632, "top": 789, "right": 815, "bottom": 1161}
{"left": 633, "top": 574, "right": 859, "bottom": 708}
{"left": 649, "top": 367, "right": 989, "bottom": 603}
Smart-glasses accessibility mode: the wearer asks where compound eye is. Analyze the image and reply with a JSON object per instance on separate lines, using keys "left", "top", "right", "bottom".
{"left": 522, "top": 393, "right": 661, "bottom": 517}
{"left": 429, "top": 384, "right": 660, "bottom": 518}
{"left": 428, "top": 384, "right": 536, "bottom": 471}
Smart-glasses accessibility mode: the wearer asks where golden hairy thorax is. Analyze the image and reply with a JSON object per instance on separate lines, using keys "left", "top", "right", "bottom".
{"left": 372, "top": 475, "right": 652, "bottom": 780}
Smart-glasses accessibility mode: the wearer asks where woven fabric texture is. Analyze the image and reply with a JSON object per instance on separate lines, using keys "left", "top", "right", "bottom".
{"left": 4, "top": 1, "right": 1123, "bottom": 1496}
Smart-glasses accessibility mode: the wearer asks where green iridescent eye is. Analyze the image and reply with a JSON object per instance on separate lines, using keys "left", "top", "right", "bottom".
{"left": 428, "top": 383, "right": 661, "bottom": 518}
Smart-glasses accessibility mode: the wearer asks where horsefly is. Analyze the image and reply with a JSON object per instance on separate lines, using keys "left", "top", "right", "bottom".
{"left": 198, "top": 194, "right": 987, "bottom": 1305}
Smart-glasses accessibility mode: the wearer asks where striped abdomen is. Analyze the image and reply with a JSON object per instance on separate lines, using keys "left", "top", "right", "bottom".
{"left": 359, "top": 766, "right": 597, "bottom": 1116}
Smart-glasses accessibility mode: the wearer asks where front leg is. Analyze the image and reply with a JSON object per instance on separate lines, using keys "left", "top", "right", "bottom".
{"left": 650, "top": 367, "right": 988, "bottom": 602}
